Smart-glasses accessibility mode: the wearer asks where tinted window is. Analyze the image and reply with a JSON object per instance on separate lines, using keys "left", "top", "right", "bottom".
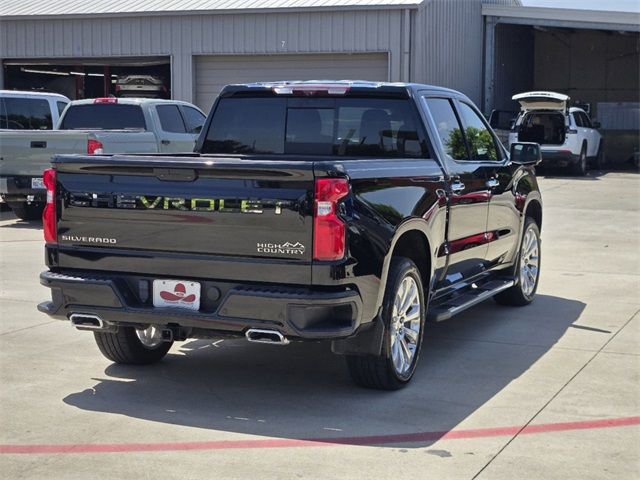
{"left": 3, "top": 98, "right": 52, "bottom": 130}
{"left": 580, "top": 112, "right": 592, "bottom": 128}
{"left": 335, "top": 99, "right": 423, "bottom": 157}
{"left": 181, "top": 106, "right": 206, "bottom": 133}
{"left": 0, "top": 99, "right": 6, "bottom": 129}
{"left": 573, "top": 113, "right": 583, "bottom": 128}
{"left": 206, "top": 98, "right": 285, "bottom": 154}
{"left": 57, "top": 101, "right": 68, "bottom": 116}
{"left": 456, "top": 102, "right": 499, "bottom": 161}
{"left": 203, "top": 97, "right": 424, "bottom": 157}
{"left": 157, "top": 105, "right": 187, "bottom": 133}
{"left": 60, "top": 104, "right": 146, "bottom": 130}
{"left": 425, "top": 98, "right": 467, "bottom": 161}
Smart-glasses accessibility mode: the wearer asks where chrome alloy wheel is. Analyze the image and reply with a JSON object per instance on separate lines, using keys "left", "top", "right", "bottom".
{"left": 390, "top": 276, "right": 422, "bottom": 376}
{"left": 135, "top": 325, "right": 165, "bottom": 349}
{"left": 519, "top": 226, "right": 540, "bottom": 298}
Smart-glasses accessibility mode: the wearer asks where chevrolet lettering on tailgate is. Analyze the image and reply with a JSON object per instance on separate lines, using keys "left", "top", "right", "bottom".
{"left": 68, "top": 193, "right": 286, "bottom": 214}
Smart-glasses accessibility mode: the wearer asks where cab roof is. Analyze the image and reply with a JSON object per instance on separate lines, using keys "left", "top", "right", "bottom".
{"left": 0, "top": 89, "right": 70, "bottom": 100}
{"left": 220, "top": 80, "right": 468, "bottom": 101}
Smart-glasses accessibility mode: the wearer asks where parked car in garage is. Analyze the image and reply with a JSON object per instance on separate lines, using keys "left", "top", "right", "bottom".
{"left": 0, "top": 90, "right": 70, "bottom": 130}
{"left": 115, "top": 75, "right": 168, "bottom": 99}
{"left": 0, "top": 97, "right": 206, "bottom": 219}
{"left": 508, "top": 91, "right": 603, "bottom": 175}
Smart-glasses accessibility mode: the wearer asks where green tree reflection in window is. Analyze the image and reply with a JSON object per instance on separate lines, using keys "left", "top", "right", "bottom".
{"left": 445, "top": 127, "right": 497, "bottom": 161}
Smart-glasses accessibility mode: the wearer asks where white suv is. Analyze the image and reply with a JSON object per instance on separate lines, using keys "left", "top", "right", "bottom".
{"left": 508, "top": 91, "right": 603, "bottom": 175}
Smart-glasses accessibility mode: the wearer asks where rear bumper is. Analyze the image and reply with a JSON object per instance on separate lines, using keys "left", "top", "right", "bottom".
{"left": 0, "top": 176, "right": 46, "bottom": 202}
{"left": 38, "top": 270, "right": 363, "bottom": 340}
{"left": 540, "top": 150, "right": 579, "bottom": 167}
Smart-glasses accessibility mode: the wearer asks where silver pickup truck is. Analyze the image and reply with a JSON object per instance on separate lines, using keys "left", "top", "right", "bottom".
{"left": 0, "top": 97, "right": 206, "bottom": 219}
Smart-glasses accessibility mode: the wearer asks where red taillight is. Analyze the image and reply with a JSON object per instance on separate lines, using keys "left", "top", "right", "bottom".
{"left": 87, "top": 139, "right": 104, "bottom": 154}
{"left": 313, "top": 178, "right": 349, "bottom": 261}
{"left": 42, "top": 168, "right": 57, "bottom": 244}
{"left": 93, "top": 97, "right": 117, "bottom": 104}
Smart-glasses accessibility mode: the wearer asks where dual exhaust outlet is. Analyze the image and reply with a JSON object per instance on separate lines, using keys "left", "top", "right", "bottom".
{"left": 70, "top": 314, "right": 289, "bottom": 346}
{"left": 245, "top": 328, "right": 290, "bottom": 345}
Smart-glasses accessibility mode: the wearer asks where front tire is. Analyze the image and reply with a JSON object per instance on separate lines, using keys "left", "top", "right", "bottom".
{"left": 592, "top": 142, "right": 604, "bottom": 170}
{"left": 94, "top": 326, "right": 173, "bottom": 365}
{"left": 495, "top": 217, "right": 541, "bottom": 306}
{"left": 346, "top": 257, "right": 425, "bottom": 390}
{"left": 572, "top": 144, "right": 588, "bottom": 176}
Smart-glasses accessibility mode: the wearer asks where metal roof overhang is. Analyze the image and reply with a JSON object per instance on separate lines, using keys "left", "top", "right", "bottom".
{"left": 482, "top": 4, "right": 640, "bottom": 32}
{"left": 0, "top": 1, "right": 421, "bottom": 21}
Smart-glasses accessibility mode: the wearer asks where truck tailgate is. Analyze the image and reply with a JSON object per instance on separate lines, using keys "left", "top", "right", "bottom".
{"left": 0, "top": 130, "right": 89, "bottom": 177}
{"left": 53, "top": 155, "right": 315, "bottom": 284}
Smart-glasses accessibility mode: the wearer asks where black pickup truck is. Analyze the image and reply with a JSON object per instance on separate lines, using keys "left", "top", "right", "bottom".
{"left": 38, "top": 81, "right": 543, "bottom": 390}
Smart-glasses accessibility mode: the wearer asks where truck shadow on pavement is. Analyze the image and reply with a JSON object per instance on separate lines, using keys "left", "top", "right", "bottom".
{"left": 63, "top": 294, "right": 586, "bottom": 449}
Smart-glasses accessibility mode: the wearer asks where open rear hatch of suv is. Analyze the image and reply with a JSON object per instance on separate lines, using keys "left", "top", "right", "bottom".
{"left": 512, "top": 91, "right": 569, "bottom": 146}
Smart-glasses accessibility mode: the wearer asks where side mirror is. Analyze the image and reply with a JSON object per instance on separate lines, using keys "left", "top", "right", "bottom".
{"left": 510, "top": 142, "right": 542, "bottom": 166}
{"left": 192, "top": 125, "right": 203, "bottom": 134}
{"left": 592, "top": 121, "right": 601, "bottom": 129}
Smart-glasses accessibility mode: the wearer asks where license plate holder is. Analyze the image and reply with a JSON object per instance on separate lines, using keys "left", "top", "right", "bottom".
{"left": 152, "top": 280, "right": 201, "bottom": 311}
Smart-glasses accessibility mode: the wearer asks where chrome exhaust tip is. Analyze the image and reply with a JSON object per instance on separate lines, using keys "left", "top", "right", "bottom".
{"left": 245, "top": 328, "right": 290, "bottom": 345}
{"left": 69, "top": 313, "right": 105, "bottom": 331}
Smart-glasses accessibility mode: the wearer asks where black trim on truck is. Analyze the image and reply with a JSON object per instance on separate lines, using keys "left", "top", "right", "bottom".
{"left": 38, "top": 270, "right": 362, "bottom": 340}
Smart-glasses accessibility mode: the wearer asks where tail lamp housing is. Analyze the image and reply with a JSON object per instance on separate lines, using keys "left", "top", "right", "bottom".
{"left": 87, "top": 139, "right": 104, "bottom": 154}
{"left": 42, "top": 168, "right": 57, "bottom": 244}
{"left": 313, "top": 178, "right": 349, "bottom": 261}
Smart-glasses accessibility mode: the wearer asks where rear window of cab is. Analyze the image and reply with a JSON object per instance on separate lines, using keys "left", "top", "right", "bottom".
{"left": 203, "top": 97, "right": 426, "bottom": 158}
{"left": 60, "top": 104, "right": 146, "bottom": 130}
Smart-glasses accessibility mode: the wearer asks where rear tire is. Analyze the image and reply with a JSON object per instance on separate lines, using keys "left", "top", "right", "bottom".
{"left": 8, "top": 202, "right": 43, "bottom": 221}
{"left": 94, "top": 326, "right": 173, "bottom": 365}
{"left": 346, "top": 257, "right": 425, "bottom": 390}
{"left": 495, "top": 217, "right": 541, "bottom": 306}
{"left": 572, "top": 144, "right": 588, "bottom": 176}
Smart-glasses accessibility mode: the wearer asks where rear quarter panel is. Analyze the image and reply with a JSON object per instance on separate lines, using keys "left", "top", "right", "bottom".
{"left": 314, "top": 158, "right": 447, "bottom": 322}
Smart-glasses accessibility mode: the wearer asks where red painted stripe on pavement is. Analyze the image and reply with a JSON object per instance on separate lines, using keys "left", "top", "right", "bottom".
{"left": 1, "top": 415, "right": 638, "bottom": 455}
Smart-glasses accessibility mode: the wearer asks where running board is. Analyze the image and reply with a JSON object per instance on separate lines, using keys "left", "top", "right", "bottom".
{"left": 428, "top": 279, "right": 515, "bottom": 322}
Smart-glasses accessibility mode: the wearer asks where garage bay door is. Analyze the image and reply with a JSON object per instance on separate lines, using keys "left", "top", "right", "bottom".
{"left": 194, "top": 53, "right": 389, "bottom": 112}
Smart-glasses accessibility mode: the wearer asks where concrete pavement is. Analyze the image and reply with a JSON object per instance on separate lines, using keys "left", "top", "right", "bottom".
{"left": 0, "top": 171, "right": 638, "bottom": 479}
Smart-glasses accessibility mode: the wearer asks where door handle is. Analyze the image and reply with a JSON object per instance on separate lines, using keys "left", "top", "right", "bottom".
{"left": 161, "top": 139, "right": 171, "bottom": 145}
{"left": 486, "top": 177, "right": 499, "bottom": 188}
{"left": 451, "top": 180, "right": 465, "bottom": 193}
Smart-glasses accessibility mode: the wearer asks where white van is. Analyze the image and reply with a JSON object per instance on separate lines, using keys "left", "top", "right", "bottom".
{"left": 0, "top": 90, "right": 70, "bottom": 130}
{"left": 508, "top": 91, "right": 603, "bottom": 175}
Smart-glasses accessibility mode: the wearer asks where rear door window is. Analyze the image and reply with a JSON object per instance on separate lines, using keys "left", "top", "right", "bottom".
{"left": 157, "top": 105, "right": 187, "bottom": 133}
{"left": 573, "top": 113, "right": 583, "bottom": 128}
{"left": 580, "top": 112, "right": 592, "bottom": 128}
{"left": 3, "top": 97, "right": 53, "bottom": 129}
{"left": 60, "top": 104, "right": 146, "bottom": 130}
{"left": 203, "top": 97, "right": 424, "bottom": 157}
